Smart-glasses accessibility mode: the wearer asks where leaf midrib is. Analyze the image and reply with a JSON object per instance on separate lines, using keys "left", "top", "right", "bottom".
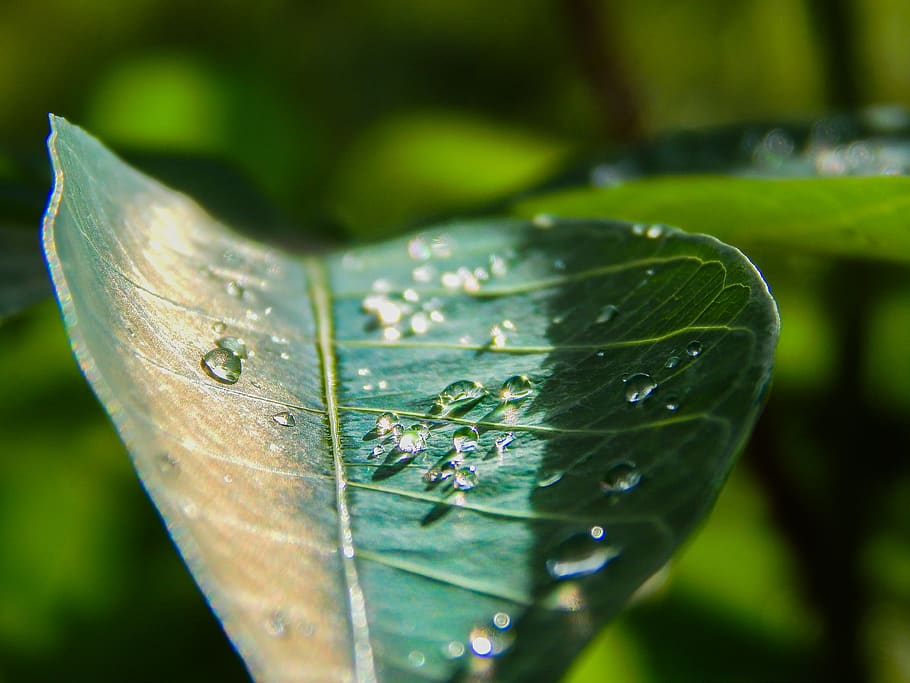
{"left": 305, "top": 256, "right": 378, "bottom": 683}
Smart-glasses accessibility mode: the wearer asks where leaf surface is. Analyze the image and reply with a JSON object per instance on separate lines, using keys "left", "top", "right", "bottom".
{"left": 42, "top": 117, "right": 778, "bottom": 683}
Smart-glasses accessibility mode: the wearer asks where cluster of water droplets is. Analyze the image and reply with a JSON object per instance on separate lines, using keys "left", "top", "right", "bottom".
{"left": 360, "top": 375, "right": 534, "bottom": 499}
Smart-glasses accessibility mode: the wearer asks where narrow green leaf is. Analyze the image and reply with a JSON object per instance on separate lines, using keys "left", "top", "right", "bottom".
{"left": 42, "top": 117, "right": 778, "bottom": 683}
{"left": 514, "top": 175, "right": 910, "bottom": 264}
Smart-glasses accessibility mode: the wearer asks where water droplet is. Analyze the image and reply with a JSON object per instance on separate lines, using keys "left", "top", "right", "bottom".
{"left": 216, "top": 336, "right": 248, "bottom": 359}
{"left": 370, "top": 445, "right": 385, "bottom": 459}
{"left": 375, "top": 412, "right": 401, "bottom": 436}
{"left": 202, "top": 348, "right": 242, "bottom": 384}
{"left": 453, "top": 425, "right": 480, "bottom": 453}
{"left": 265, "top": 611, "right": 287, "bottom": 637}
{"left": 397, "top": 427, "right": 427, "bottom": 454}
{"left": 601, "top": 460, "right": 642, "bottom": 493}
{"left": 410, "top": 312, "right": 430, "bottom": 335}
{"left": 532, "top": 213, "right": 555, "bottom": 229}
{"left": 499, "top": 375, "right": 532, "bottom": 402}
{"left": 469, "top": 624, "right": 513, "bottom": 657}
{"left": 624, "top": 373, "right": 657, "bottom": 403}
{"left": 665, "top": 398, "right": 680, "bottom": 412}
{"left": 378, "top": 380, "right": 388, "bottom": 390}
{"left": 223, "top": 473, "right": 234, "bottom": 484}
{"left": 645, "top": 224, "right": 665, "bottom": 239}
{"left": 424, "top": 459, "right": 459, "bottom": 484}
{"left": 211, "top": 321, "right": 227, "bottom": 334}
{"left": 226, "top": 280, "right": 244, "bottom": 298}
{"left": 494, "top": 432, "right": 515, "bottom": 453}
{"left": 431, "top": 380, "right": 486, "bottom": 416}
{"left": 157, "top": 453, "right": 179, "bottom": 475}
{"left": 546, "top": 531, "right": 621, "bottom": 580}
{"left": 489, "top": 254, "right": 508, "bottom": 277}
{"left": 407, "top": 650, "right": 426, "bottom": 668}
{"left": 272, "top": 411, "right": 296, "bottom": 427}
{"left": 279, "top": 351, "right": 291, "bottom": 360}
{"left": 407, "top": 236, "right": 432, "bottom": 260}
{"left": 444, "top": 641, "right": 466, "bottom": 659}
{"left": 553, "top": 258, "right": 566, "bottom": 271}
{"left": 357, "top": 368, "right": 370, "bottom": 376}
{"left": 383, "top": 327, "right": 402, "bottom": 341}
{"left": 403, "top": 288, "right": 420, "bottom": 303}
{"left": 536, "top": 469, "right": 564, "bottom": 488}
{"left": 412, "top": 264, "right": 434, "bottom": 283}
{"left": 631, "top": 223, "right": 646, "bottom": 236}
{"left": 686, "top": 341, "right": 702, "bottom": 357}
{"left": 431, "top": 236, "right": 452, "bottom": 258}
{"left": 492, "top": 612, "right": 511, "bottom": 630}
{"left": 489, "top": 324, "right": 507, "bottom": 348}
{"left": 665, "top": 355, "right": 680, "bottom": 369}
{"left": 453, "top": 465, "right": 478, "bottom": 490}
{"left": 596, "top": 304, "right": 619, "bottom": 324}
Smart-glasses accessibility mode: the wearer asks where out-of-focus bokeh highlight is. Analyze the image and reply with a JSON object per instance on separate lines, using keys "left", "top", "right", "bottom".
{"left": 1, "top": 1, "right": 909, "bottom": 681}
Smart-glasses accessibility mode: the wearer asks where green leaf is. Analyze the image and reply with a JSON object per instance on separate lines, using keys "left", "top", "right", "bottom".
{"left": 515, "top": 109, "right": 910, "bottom": 263}
{"left": 42, "top": 116, "right": 778, "bottom": 683}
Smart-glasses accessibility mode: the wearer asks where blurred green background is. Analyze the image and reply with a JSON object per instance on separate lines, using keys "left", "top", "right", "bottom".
{"left": 1, "top": 1, "right": 909, "bottom": 681}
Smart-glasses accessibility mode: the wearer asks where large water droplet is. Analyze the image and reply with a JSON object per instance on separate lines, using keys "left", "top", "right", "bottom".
{"left": 216, "top": 336, "right": 248, "bottom": 359}
{"left": 600, "top": 460, "right": 641, "bottom": 493}
{"left": 498, "top": 375, "right": 532, "bottom": 402}
{"left": 272, "top": 411, "right": 296, "bottom": 427}
{"left": 397, "top": 427, "right": 427, "bottom": 454}
{"left": 375, "top": 412, "right": 401, "bottom": 436}
{"left": 624, "top": 373, "right": 657, "bottom": 403}
{"left": 431, "top": 380, "right": 486, "bottom": 416}
{"left": 453, "top": 425, "right": 480, "bottom": 453}
{"left": 202, "top": 348, "right": 242, "bottom": 384}
{"left": 686, "top": 341, "right": 703, "bottom": 357}
{"left": 453, "top": 465, "right": 478, "bottom": 491}
{"left": 546, "top": 530, "right": 621, "bottom": 580}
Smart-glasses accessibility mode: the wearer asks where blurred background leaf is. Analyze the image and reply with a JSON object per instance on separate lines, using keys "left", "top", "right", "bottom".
{"left": 1, "top": 0, "right": 909, "bottom": 681}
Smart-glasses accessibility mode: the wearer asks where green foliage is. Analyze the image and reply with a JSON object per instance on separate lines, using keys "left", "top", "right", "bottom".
{"left": 42, "top": 118, "right": 777, "bottom": 682}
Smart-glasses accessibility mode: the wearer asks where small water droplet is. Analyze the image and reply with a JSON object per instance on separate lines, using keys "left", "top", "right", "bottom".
{"left": 686, "top": 341, "right": 702, "bottom": 357}
{"left": 211, "top": 321, "right": 227, "bottom": 334}
{"left": 453, "top": 465, "right": 478, "bottom": 491}
{"left": 499, "top": 375, "right": 532, "bottom": 402}
{"left": 645, "top": 224, "right": 665, "bottom": 239}
{"left": 453, "top": 425, "right": 480, "bottom": 453}
{"left": 272, "top": 411, "right": 296, "bottom": 427}
{"left": 596, "top": 304, "right": 619, "bottom": 324}
{"left": 383, "top": 327, "right": 402, "bottom": 341}
{"left": 410, "top": 312, "right": 430, "bottom": 335}
{"left": 412, "top": 264, "right": 435, "bottom": 283}
{"left": 223, "top": 473, "right": 234, "bottom": 484}
{"left": 665, "top": 398, "right": 679, "bottom": 412}
{"left": 157, "top": 453, "right": 179, "bottom": 475}
{"left": 469, "top": 624, "right": 513, "bottom": 657}
{"left": 403, "top": 288, "right": 420, "bottom": 303}
{"left": 553, "top": 258, "right": 566, "bottom": 271}
{"left": 431, "top": 380, "right": 486, "bottom": 416}
{"left": 665, "top": 355, "right": 680, "bottom": 369}
{"left": 631, "top": 223, "right": 646, "bottom": 236}
{"left": 532, "top": 213, "right": 555, "bottom": 229}
{"left": 407, "top": 236, "right": 432, "bottom": 260}
{"left": 546, "top": 531, "right": 621, "bottom": 579}
{"left": 279, "top": 351, "right": 291, "bottom": 360}
{"left": 489, "top": 254, "right": 508, "bottom": 277}
{"left": 624, "top": 373, "right": 657, "bottom": 403}
{"left": 182, "top": 502, "right": 199, "bottom": 518}
{"left": 489, "top": 324, "right": 508, "bottom": 348}
{"left": 601, "top": 460, "right": 642, "bottom": 493}
{"left": 397, "top": 427, "right": 427, "bottom": 454}
{"left": 216, "top": 336, "right": 248, "bottom": 359}
{"left": 492, "top": 612, "right": 511, "bottom": 630}
{"left": 226, "top": 280, "right": 245, "bottom": 298}
{"left": 431, "top": 236, "right": 452, "bottom": 258}
{"left": 202, "top": 348, "right": 242, "bottom": 384}
{"left": 424, "top": 459, "right": 459, "bottom": 484}
{"left": 378, "top": 380, "right": 388, "bottom": 390}
{"left": 494, "top": 432, "right": 515, "bottom": 453}
{"left": 374, "top": 412, "right": 401, "bottom": 436}
{"left": 265, "top": 611, "right": 287, "bottom": 637}
{"left": 444, "top": 641, "right": 466, "bottom": 659}
{"left": 407, "top": 650, "right": 426, "bottom": 668}
{"left": 370, "top": 445, "right": 385, "bottom": 459}
{"left": 357, "top": 368, "right": 370, "bottom": 376}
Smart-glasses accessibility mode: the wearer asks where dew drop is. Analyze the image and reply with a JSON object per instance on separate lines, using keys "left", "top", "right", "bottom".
{"left": 431, "top": 380, "right": 486, "bottom": 416}
{"left": 279, "top": 351, "right": 291, "bottom": 360}
{"left": 357, "top": 368, "right": 371, "bottom": 376}
{"left": 374, "top": 412, "right": 401, "bottom": 436}
{"left": 397, "top": 427, "right": 427, "bottom": 454}
{"left": 424, "top": 459, "right": 459, "bottom": 484}
{"left": 383, "top": 327, "right": 402, "bottom": 341}
{"left": 407, "top": 650, "right": 426, "bottom": 668}
{"left": 410, "top": 312, "right": 430, "bottom": 335}
{"left": 645, "top": 224, "right": 665, "bottom": 239}
{"left": 202, "top": 348, "right": 242, "bottom": 384}
{"left": 489, "top": 254, "right": 508, "bottom": 277}
{"left": 498, "top": 375, "right": 532, "bottom": 401}
{"left": 226, "top": 280, "right": 245, "bottom": 298}
{"left": 403, "top": 288, "right": 420, "bottom": 303}
{"left": 444, "top": 641, "right": 466, "bottom": 659}
{"left": 216, "top": 336, "right": 248, "bottom": 359}
{"left": 489, "top": 324, "right": 507, "bottom": 348}
{"left": 665, "top": 398, "right": 680, "bottom": 412}
{"left": 546, "top": 530, "right": 621, "bottom": 580}
{"left": 631, "top": 223, "right": 646, "bottom": 236}
{"left": 272, "top": 411, "right": 296, "bottom": 427}
{"left": 665, "top": 355, "right": 680, "bottom": 369}
{"left": 686, "top": 341, "right": 703, "bottom": 357}
{"left": 469, "top": 623, "right": 514, "bottom": 657}
{"left": 265, "top": 611, "right": 287, "bottom": 638}
{"left": 453, "top": 465, "right": 478, "bottom": 491}
{"left": 223, "top": 473, "right": 234, "bottom": 484}
{"left": 596, "top": 304, "right": 619, "bottom": 324}
{"left": 624, "top": 373, "right": 657, "bottom": 403}
{"left": 532, "top": 213, "right": 555, "bottom": 229}
{"left": 412, "top": 264, "right": 435, "bottom": 283}
{"left": 536, "top": 469, "right": 564, "bottom": 488}
{"left": 453, "top": 425, "right": 480, "bottom": 453}
{"left": 600, "top": 460, "right": 642, "bottom": 493}
{"left": 492, "top": 612, "right": 511, "bottom": 630}
{"left": 407, "top": 236, "right": 432, "bottom": 260}
{"left": 157, "top": 453, "right": 179, "bottom": 475}
{"left": 370, "top": 445, "right": 385, "bottom": 459}
{"left": 211, "top": 321, "right": 227, "bottom": 334}
{"left": 494, "top": 432, "right": 516, "bottom": 453}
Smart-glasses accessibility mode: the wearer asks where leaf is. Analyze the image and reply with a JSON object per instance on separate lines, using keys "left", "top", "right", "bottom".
{"left": 515, "top": 108, "right": 910, "bottom": 263}
{"left": 42, "top": 116, "right": 778, "bottom": 683}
